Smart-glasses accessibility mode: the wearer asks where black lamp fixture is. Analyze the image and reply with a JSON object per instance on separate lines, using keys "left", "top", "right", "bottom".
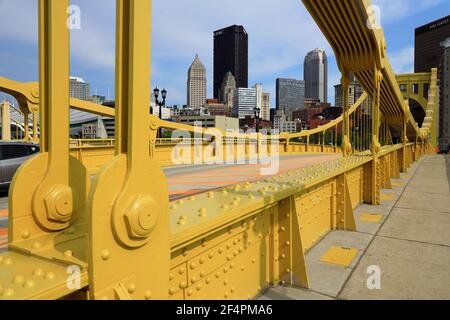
{"left": 154, "top": 86, "right": 167, "bottom": 137}
{"left": 254, "top": 106, "right": 261, "bottom": 133}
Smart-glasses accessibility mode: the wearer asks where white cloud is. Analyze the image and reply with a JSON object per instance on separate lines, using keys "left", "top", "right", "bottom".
{"left": 389, "top": 46, "right": 414, "bottom": 74}
{"left": 372, "top": 0, "right": 445, "bottom": 25}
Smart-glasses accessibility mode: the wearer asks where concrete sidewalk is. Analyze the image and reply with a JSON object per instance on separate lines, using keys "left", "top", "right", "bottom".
{"left": 260, "top": 155, "right": 450, "bottom": 300}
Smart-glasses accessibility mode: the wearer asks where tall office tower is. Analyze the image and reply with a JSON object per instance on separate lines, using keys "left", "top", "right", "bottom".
{"left": 261, "top": 92, "right": 271, "bottom": 122}
{"left": 219, "top": 71, "right": 236, "bottom": 110}
{"left": 214, "top": 25, "right": 248, "bottom": 99}
{"left": 415, "top": 15, "right": 450, "bottom": 73}
{"left": 233, "top": 87, "right": 256, "bottom": 119}
{"left": 187, "top": 54, "right": 207, "bottom": 109}
{"left": 439, "top": 38, "right": 450, "bottom": 151}
{"left": 70, "top": 77, "right": 90, "bottom": 101}
{"left": 276, "top": 78, "right": 305, "bottom": 119}
{"left": 304, "top": 49, "right": 328, "bottom": 103}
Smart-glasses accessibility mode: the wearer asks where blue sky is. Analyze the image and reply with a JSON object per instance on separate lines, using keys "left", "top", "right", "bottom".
{"left": 0, "top": 0, "right": 448, "bottom": 107}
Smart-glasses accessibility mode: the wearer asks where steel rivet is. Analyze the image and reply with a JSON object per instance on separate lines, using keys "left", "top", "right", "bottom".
{"left": 24, "top": 279, "right": 36, "bottom": 288}
{"left": 31, "top": 242, "right": 41, "bottom": 250}
{"left": 198, "top": 208, "right": 207, "bottom": 218}
{"left": 13, "top": 275, "right": 25, "bottom": 285}
{"left": 21, "top": 230, "right": 30, "bottom": 239}
{"left": 45, "top": 272, "right": 55, "bottom": 280}
{"left": 101, "top": 250, "right": 110, "bottom": 261}
{"left": 63, "top": 250, "right": 73, "bottom": 258}
{"left": 33, "top": 269, "right": 44, "bottom": 277}
{"left": 128, "top": 284, "right": 136, "bottom": 293}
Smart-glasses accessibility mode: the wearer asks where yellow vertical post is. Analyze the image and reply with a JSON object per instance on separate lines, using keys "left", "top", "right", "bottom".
{"left": 32, "top": 111, "right": 39, "bottom": 142}
{"left": 370, "top": 67, "right": 382, "bottom": 204}
{"left": 1, "top": 101, "right": 11, "bottom": 140}
{"left": 341, "top": 72, "right": 351, "bottom": 156}
{"left": 87, "top": 0, "right": 169, "bottom": 300}
{"left": 429, "top": 68, "right": 438, "bottom": 150}
{"left": 31, "top": 0, "right": 74, "bottom": 230}
{"left": 8, "top": 0, "right": 86, "bottom": 246}
{"left": 335, "top": 125, "right": 338, "bottom": 150}
{"left": 401, "top": 106, "right": 408, "bottom": 172}
{"left": 23, "top": 112, "right": 29, "bottom": 141}
{"left": 322, "top": 131, "right": 325, "bottom": 151}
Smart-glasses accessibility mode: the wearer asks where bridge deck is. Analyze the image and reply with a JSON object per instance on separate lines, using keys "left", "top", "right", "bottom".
{"left": 0, "top": 153, "right": 340, "bottom": 252}
{"left": 165, "top": 154, "right": 340, "bottom": 200}
{"left": 260, "top": 155, "right": 450, "bottom": 300}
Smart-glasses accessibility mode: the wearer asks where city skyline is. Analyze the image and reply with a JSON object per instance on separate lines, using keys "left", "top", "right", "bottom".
{"left": 0, "top": 0, "right": 447, "bottom": 107}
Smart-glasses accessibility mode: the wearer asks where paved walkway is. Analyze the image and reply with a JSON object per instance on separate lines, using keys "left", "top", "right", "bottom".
{"left": 260, "top": 155, "right": 450, "bottom": 300}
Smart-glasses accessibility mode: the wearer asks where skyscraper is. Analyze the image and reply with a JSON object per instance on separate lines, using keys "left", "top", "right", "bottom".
{"left": 233, "top": 84, "right": 270, "bottom": 121}
{"left": 304, "top": 49, "right": 328, "bottom": 103}
{"left": 70, "top": 77, "right": 90, "bottom": 101}
{"left": 439, "top": 38, "right": 450, "bottom": 151}
{"left": 214, "top": 25, "right": 248, "bottom": 99}
{"left": 415, "top": 15, "right": 450, "bottom": 73}
{"left": 261, "top": 92, "right": 271, "bottom": 122}
{"left": 233, "top": 88, "right": 256, "bottom": 119}
{"left": 219, "top": 71, "right": 236, "bottom": 111}
{"left": 187, "top": 54, "right": 207, "bottom": 109}
{"left": 334, "top": 74, "right": 372, "bottom": 115}
{"left": 414, "top": 15, "right": 450, "bottom": 150}
{"left": 276, "top": 78, "right": 305, "bottom": 119}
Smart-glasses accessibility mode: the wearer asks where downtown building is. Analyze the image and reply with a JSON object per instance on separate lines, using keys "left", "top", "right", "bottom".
{"left": 70, "top": 77, "right": 90, "bottom": 100}
{"left": 304, "top": 49, "right": 328, "bottom": 103}
{"left": 415, "top": 15, "right": 450, "bottom": 73}
{"left": 334, "top": 74, "right": 372, "bottom": 115}
{"left": 276, "top": 78, "right": 305, "bottom": 120}
{"left": 414, "top": 15, "right": 450, "bottom": 151}
{"left": 213, "top": 25, "right": 248, "bottom": 99}
{"left": 187, "top": 54, "right": 207, "bottom": 109}
{"left": 439, "top": 39, "right": 450, "bottom": 151}
{"left": 233, "top": 84, "right": 270, "bottom": 121}
{"left": 219, "top": 71, "right": 236, "bottom": 112}
{"left": 233, "top": 88, "right": 256, "bottom": 119}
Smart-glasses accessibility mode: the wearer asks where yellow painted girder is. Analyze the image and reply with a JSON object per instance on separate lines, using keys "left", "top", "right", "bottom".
{"left": 301, "top": 0, "right": 437, "bottom": 143}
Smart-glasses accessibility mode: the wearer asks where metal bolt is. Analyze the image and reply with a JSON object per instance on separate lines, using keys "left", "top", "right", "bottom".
{"left": 198, "top": 208, "right": 207, "bottom": 218}
{"left": 124, "top": 195, "right": 158, "bottom": 239}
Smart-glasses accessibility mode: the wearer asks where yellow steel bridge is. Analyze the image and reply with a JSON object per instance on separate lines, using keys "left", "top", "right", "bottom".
{"left": 0, "top": 0, "right": 441, "bottom": 300}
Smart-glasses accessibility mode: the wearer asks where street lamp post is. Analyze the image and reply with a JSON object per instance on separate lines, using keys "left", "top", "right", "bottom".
{"left": 153, "top": 87, "right": 167, "bottom": 138}
{"left": 254, "top": 106, "right": 261, "bottom": 133}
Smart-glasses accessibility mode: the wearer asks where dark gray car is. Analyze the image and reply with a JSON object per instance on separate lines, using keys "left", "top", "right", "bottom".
{"left": 0, "top": 142, "right": 40, "bottom": 188}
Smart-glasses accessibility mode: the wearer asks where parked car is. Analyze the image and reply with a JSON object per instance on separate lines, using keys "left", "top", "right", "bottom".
{"left": 0, "top": 142, "right": 40, "bottom": 188}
